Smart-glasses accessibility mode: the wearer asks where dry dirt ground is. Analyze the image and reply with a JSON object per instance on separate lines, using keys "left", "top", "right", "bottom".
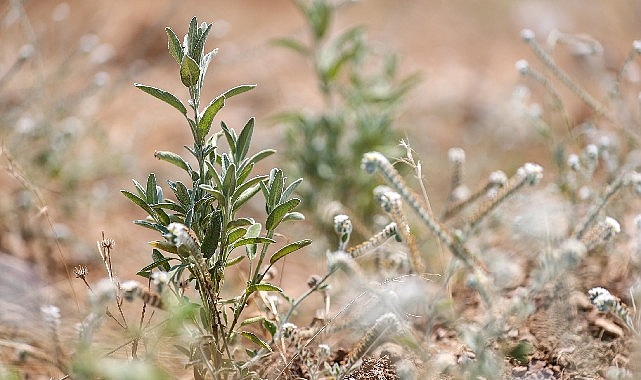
{"left": 2, "top": 1, "right": 641, "bottom": 379}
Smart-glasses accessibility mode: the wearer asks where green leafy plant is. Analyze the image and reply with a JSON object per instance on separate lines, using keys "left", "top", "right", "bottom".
{"left": 122, "top": 17, "right": 311, "bottom": 378}
{"left": 273, "top": 0, "right": 419, "bottom": 230}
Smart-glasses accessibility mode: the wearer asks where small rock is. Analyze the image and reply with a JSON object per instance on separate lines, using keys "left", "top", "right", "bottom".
{"left": 512, "top": 366, "right": 527, "bottom": 377}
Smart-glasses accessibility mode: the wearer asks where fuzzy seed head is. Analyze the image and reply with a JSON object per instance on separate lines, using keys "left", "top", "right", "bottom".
{"left": 333, "top": 214, "right": 352, "bottom": 236}
{"left": 604, "top": 216, "right": 621, "bottom": 236}
{"left": 151, "top": 271, "right": 169, "bottom": 292}
{"left": 121, "top": 280, "right": 141, "bottom": 302}
{"left": 585, "top": 144, "right": 599, "bottom": 160}
{"left": 452, "top": 185, "right": 471, "bottom": 202}
{"left": 518, "top": 163, "right": 544, "bottom": 185}
{"left": 515, "top": 59, "right": 529, "bottom": 74}
{"left": 634, "top": 40, "right": 641, "bottom": 54}
{"left": 374, "top": 187, "right": 401, "bottom": 213}
{"left": 361, "top": 152, "right": 387, "bottom": 174}
{"left": 567, "top": 154, "right": 581, "bottom": 171}
{"left": 448, "top": 147, "right": 466, "bottom": 164}
{"left": 588, "top": 287, "right": 616, "bottom": 312}
{"left": 489, "top": 170, "right": 508, "bottom": 186}
{"left": 318, "top": 344, "right": 331, "bottom": 358}
{"left": 520, "top": 29, "right": 535, "bottom": 42}
{"left": 282, "top": 322, "right": 297, "bottom": 338}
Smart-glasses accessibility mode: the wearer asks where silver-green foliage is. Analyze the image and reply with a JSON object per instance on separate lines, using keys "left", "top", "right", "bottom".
{"left": 274, "top": 0, "right": 419, "bottom": 226}
{"left": 122, "top": 17, "right": 311, "bottom": 378}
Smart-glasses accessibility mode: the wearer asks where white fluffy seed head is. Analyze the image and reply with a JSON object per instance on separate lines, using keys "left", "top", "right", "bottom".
{"left": 333, "top": 214, "right": 352, "bottom": 236}
{"left": 604, "top": 216, "right": 621, "bottom": 235}
{"left": 515, "top": 59, "right": 529, "bottom": 74}
{"left": 489, "top": 170, "right": 508, "bottom": 186}
{"left": 518, "top": 163, "right": 544, "bottom": 185}
{"left": 585, "top": 144, "right": 599, "bottom": 160}
{"left": 361, "top": 152, "right": 387, "bottom": 174}
{"left": 448, "top": 147, "right": 466, "bottom": 164}
{"left": 520, "top": 29, "right": 535, "bottom": 42}
{"left": 567, "top": 154, "right": 581, "bottom": 171}
{"left": 282, "top": 322, "right": 297, "bottom": 338}
{"left": 634, "top": 40, "right": 641, "bottom": 54}
{"left": 588, "top": 287, "right": 615, "bottom": 312}
{"left": 120, "top": 280, "right": 141, "bottom": 294}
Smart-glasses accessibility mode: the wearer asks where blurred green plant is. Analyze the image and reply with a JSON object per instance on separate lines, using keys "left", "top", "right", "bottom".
{"left": 273, "top": 0, "right": 419, "bottom": 231}
{"left": 119, "top": 17, "right": 310, "bottom": 379}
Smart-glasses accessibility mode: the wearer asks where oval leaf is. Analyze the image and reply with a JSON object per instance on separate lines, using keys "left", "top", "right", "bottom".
{"left": 231, "top": 237, "right": 275, "bottom": 250}
{"left": 266, "top": 198, "right": 300, "bottom": 231}
{"left": 154, "top": 151, "right": 192, "bottom": 174}
{"left": 246, "top": 283, "right": 283, "bottom": 294}
{"left": 134, "top": 84, "right": 187, "bottom": 115}
{"left": 270, "top": 239, "right": 312, "bottom": 264}
{"left": 122, "top": 190, "right": 154, "bottom": 216}
{"left": 198, "top": 95, "right": 224, "bottom": 141}
{"left": 239, "top": 331, "right": 271, "bottom": 351}
{"left": 226, "top": 255, "right": 245, "bottom": 267}
{"left": 222, "top": 84, "right": 256, "bottom": 99}
{"left": 282, "top": 211, "right": 305, "bottom": 222}
{"left": 165, "top": 27, "right": 184, "bottom": 64}
{"left": 235, "top": 117, "right": 254, "bottom": 162}
{"left": 180, "top": 55, "right": 200, "bottom": 87}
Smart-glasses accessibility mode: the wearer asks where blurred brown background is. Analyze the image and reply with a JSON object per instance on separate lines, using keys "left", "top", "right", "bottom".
{"left": 1, "top": 0, "right": 640, "bottom": 331}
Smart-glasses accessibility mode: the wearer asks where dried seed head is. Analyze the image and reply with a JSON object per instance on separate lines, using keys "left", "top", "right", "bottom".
{"left": 307, "top": 274, "right": 322, "bottom": 289}
{"left": 318, "top": 344, "right": 331, "bottom": 358}
{"left": 73, "top": 265, "right": 88, "bottom": 279}
{"left": 515, "top": 59, "right": 529, "bottom": 74}
{"left": 282, "top": 322, "right": 297, "bottom": 338}
{"left": 520, "top": 29, "right": 535, "bottom": 42}
{"left": 447, "top": 147, "right": 466, "bottom": 164}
